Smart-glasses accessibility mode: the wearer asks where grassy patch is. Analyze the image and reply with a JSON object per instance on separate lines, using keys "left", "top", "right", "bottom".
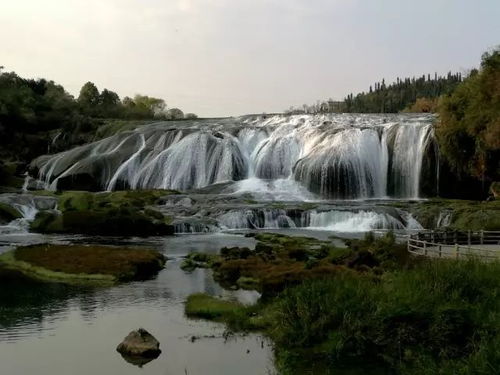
{"left": 0, "top": 244, "right": 166, "bottom": 284}
{"left": 185, "top": 293, "right": 276, "bottom": 331}
{"left": 185, "top": 293, "right": 243, "bottom": 320}
{"left": 272, "top": 259, "right": 500, "bottom": 373}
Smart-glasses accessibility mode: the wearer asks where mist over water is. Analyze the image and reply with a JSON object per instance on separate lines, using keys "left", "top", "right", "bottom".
{"left": 32, "top": 113, "right": 436, "bottom": 201}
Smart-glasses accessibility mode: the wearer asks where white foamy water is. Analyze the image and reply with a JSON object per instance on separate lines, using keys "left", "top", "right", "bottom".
{"left": 0, "top": 194, "right": 58, "bottom": 236}
{"left": 31, "top": 114, "right": 436, "bottom": 200}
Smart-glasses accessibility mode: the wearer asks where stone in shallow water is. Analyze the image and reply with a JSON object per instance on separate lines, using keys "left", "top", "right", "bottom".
{"left": 116, "top": 328, "right": 161, "bottom": 365}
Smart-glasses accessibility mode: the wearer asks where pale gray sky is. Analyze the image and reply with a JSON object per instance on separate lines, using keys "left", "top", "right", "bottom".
{"left": 1, "top": 0, "right": 499, "bottom": 117}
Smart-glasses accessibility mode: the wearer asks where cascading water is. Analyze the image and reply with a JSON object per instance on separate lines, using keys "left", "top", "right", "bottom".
{"left": 213, "top": 207, "right": 421, "bottom": 233}
{"left": 0, "top": 194, "right": 58, "bottom": 235}
{"left": 30, "top": 114, "right": 436, "bottom": 200}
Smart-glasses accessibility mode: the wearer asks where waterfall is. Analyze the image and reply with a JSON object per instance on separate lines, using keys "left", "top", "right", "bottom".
{"left": 31, "top": 114, "right": 435, "bottom": 199}
{"left": 0, "top": 194, "right": 58, "bottom": 235}
{"left": 212, "top": 207, "right": 421, "bottom": 233}
{"left": 388, "top": 122, "right": 434, "bottom": 198}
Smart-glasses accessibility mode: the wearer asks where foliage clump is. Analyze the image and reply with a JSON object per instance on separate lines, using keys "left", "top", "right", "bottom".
{"left": 437, "top": 47, "right": 500, "bottom": 186}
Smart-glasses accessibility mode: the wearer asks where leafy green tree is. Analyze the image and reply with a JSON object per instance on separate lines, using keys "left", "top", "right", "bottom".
{"left": 437, "top": 47, "right": 500, "bottom": 185}
{"left": 78, "top": 82, "right": 100, "bottom": 114}
{"left": 99, "top": 89, "right": 121, "bottom": 117}
{"left": 167, "top": 107, "right": 184, "bottom": 120}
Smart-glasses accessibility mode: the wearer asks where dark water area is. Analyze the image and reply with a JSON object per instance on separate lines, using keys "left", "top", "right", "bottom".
{"left": 0, "top": 234, "right": 276, "bottom": 375}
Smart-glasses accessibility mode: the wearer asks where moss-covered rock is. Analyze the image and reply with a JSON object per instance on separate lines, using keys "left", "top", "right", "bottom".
{"left": 0, "top": 202, "right": 22, "bottom": 224}
{"left": 30, "top": 210, "right": 64, "bottom": 232}
{"left": 180, "top": 252, "right": 217, "bottom": 271}
{"left": 30, "top": 190, "right": 177, "bottom": 236}
{"left": 31, "top": 208, "right": 174, "bottom": 236}
{"left": 400, "top": 199, "right": 500, "bottom": 231}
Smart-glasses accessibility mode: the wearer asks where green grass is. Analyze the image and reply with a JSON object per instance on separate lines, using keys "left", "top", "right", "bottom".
{"left": 185, "top": 293, "right": 244, "bottom": 320}
{"left": 272, "top": 259, "right": 500, "bottom": 373}
{"left": 185, "top": 293, "right": 276, "bottom": 331}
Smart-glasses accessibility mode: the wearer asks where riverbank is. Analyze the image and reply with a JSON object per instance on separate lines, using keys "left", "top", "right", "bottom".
{"left": 184, "top": 233, "right": 500, "bottom": 374}
{"left": 0, "top": 244, "right": 166, "bottom": 285}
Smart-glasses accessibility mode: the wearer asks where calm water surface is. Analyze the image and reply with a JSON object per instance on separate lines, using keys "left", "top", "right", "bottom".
{"left": 0, "top": 233, "right": 276, "bottom": 375}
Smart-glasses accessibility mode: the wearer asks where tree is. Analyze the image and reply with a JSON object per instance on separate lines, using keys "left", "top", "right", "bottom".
{"left": 133, "top": 95, "right": 166, "bottom": 118}
{"left": 99, "top": 89, "right": 121, "bottom": 117}
{"left": 78, "top": 82, "right": 100, "bottom": 114}
{"left": 437, "top": 46, "right": 500, "bottom": 184}
{"left": 166, "top": 108, "right": 184, "bottom": 120}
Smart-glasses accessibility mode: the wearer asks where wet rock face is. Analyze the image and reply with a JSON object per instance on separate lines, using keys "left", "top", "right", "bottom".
{"left": 116, "top": 328, "right": 161, "bottom": 359}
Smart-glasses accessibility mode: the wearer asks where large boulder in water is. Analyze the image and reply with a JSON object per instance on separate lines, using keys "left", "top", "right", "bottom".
{"left": 117, "top": 328, "right": 161, "bottom": 358}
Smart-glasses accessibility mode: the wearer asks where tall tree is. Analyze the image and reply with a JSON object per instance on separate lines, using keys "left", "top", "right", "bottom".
{"left": 78, "top": 82, "right": 100, "bottom": 114}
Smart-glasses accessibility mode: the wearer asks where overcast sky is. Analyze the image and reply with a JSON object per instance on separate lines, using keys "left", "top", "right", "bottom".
{"left": 2, "top": 0, "right": 499, "bottom": 117}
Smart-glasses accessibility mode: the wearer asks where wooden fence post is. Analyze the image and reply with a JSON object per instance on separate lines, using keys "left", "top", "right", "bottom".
{"left": 455, "top": 244, "right": 459, "bottom": 259}
{"left": 467, "top": 230, "right": 471, "bottom": 246}
{"left": 480, "top": 230, "right": 484, "bottom": 245}
{"left": 439, "top": 245, "right": 442, "bottom": 258}
{"left": 424, "top": 241, "right": 427, "bottom": 256}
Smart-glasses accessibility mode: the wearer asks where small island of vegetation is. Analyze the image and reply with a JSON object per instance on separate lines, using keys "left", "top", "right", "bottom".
{"left": 0, "top": 244, "right": 166, "bottom": 285}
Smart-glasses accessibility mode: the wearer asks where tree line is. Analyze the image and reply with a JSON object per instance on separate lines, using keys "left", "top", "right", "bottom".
{"left": 0, "top": 68, "right": 197, "bottom": 162}
{"left": 0, "top": 68, "right": 197, "bottom": 135}
{"left": 286, "top": 72, "right": 464, "bottom": 114}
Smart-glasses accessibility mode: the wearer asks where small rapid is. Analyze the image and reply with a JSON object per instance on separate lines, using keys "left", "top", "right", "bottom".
{"left": 0, "top": 194, "right": 57, "bottom": 236}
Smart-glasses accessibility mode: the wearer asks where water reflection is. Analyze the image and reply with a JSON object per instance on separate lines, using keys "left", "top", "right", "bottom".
{"left": 0, "top": 233, "right": 274, "bottom": 375}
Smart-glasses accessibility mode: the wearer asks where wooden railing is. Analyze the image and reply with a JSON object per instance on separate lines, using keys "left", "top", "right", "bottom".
{"left": 407, "top": 230, "right": 500, "bottom": 260}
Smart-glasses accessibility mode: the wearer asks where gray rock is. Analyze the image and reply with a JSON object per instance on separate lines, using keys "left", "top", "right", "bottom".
{"left": 116, "top": 328, "right": 161, "bottom": 358}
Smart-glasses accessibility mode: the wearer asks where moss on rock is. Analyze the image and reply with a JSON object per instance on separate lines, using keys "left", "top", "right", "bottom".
{"left": 30, "top": 190, "right": 177, "bottom": 236}
{"left": 0, "top": 202, "right": 22, "bottom": 224}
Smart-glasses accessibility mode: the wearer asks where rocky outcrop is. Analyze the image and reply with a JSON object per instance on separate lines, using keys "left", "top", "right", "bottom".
{"left": 116, "top": 328, "right": 161, "bottom": 358}
{"left": 29, "top": 190, "right": 176, "bottom": 236}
